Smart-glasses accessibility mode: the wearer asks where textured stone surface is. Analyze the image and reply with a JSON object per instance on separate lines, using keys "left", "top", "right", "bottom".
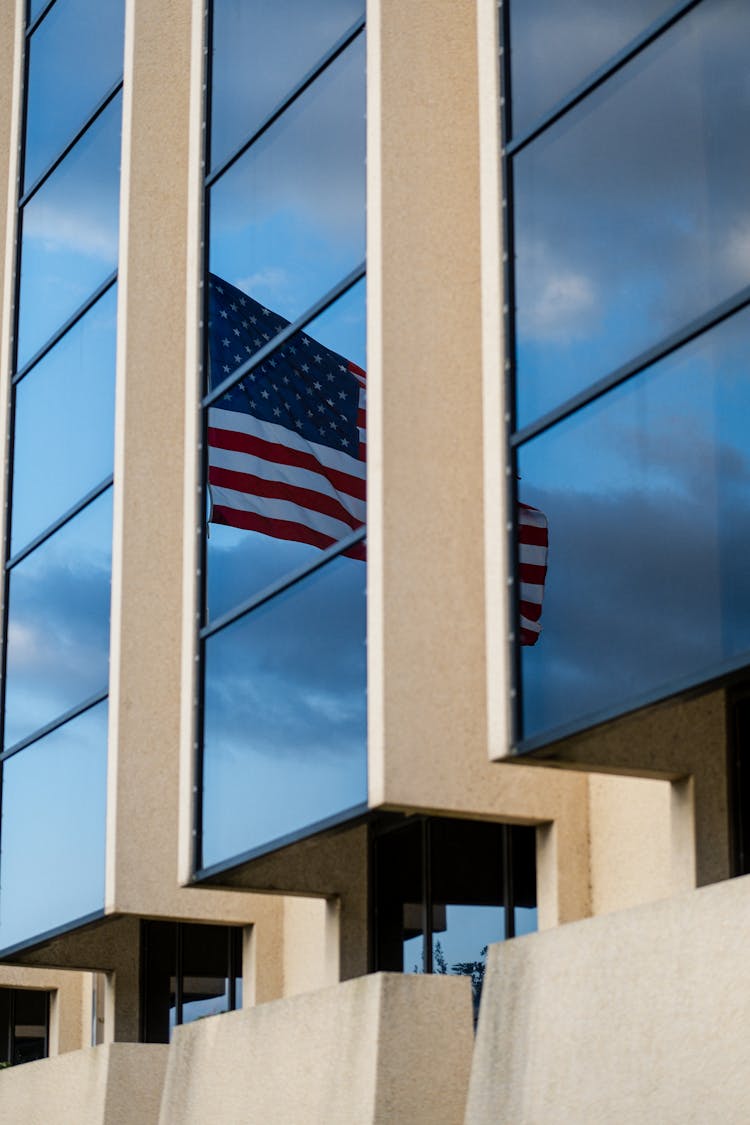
{"left": 159, "top": 972, "right": 473, "bottom": 1125}
{"left": 467, "top": 874, "right": 750, "bottom": 1123}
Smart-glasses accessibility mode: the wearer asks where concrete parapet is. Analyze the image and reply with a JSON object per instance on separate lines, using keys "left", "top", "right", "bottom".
{"left": 159, "top": 971, "right": 473, "bottom": 1125}
{"left": 0, "top": 1043, "right": 169, "bottom": 1125}
{"left": 466, "top": 873, "right": 750, "bottom": 1123}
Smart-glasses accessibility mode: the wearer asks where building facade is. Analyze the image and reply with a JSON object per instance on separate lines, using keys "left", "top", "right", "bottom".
{"left": 0, "top": 0, "right": 747, "bottom": 1121}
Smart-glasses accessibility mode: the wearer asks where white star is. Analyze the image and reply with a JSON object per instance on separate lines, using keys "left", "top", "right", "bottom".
{"left": 338, "top": 391, "right": 347, "bottom": 399}
{"left": 341, "top": 437, "right": 349, "bottom": 447}
{"left": 261, "top": 389, "right": 270, "bottom": 399}
{"left": 313, "top": 381, "right": 322, "bottom": 390}
{"left": 295, "top": 419, "right": 303, "bottom": 429}
{"left": 220, "top": 309, "right": 228, "bottom": 318}
{"left": 273, "top": 407, "right": 281, "bottom": 417}
{"left": 301, "top": 364, "right": 310, "bottom": 374}
{"left": 314, "top": 354, "right": 322, "bottom": 363}
{"left": 222, "top": 338, "right": 230, "bottom": 347}
{"left": 230, "top": 303, "right": 237, "bottom": 311}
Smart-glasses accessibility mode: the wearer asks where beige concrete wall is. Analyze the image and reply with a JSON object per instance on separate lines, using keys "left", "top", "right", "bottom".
{"left": 365, "top": 0, "right": 591, "bottom": 930}
{"left": 467, "top": 873, "right": 750, "bottom": 1124}
{"left": 106, "top": 0, "right": 286, "bottom": 939}
{"left": 0, "top": 1043, "right": 168, "bottom": 1125}
{"left": 159, "top": 972, "right": 473, "bottom": 1125}
{"left": 587, "top": 773, "right": 695, "bottom": 915}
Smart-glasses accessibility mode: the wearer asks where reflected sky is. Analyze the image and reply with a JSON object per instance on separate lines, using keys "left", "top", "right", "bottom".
{"left": 209, "top": 32, "right": 365, "bottom": 327}
{"left": 24, "top": 0, "right": 124, "bottom": 189}
{"left": 0, "top": 702, "right": 107, "bottom": 952}
{"left": 206, "top": 277, "right": 366, "bottom": 621}
{"left": 17, "top": 93, "right": 121, "bottom": 369}
{"left": 4, "top": 489, "right": 112, "bottom": 748}
{"left": 514, "top": 0, "right": 750, "bottom": 428}
{"left": 11, "top": 285, "right": 116, "bottom": 555}
{"left": 509, "top": 0, "right": 674, "bottom": 137}
{"left": 519, "top": 305, "right": 750, "bottom": 740}
{"left": 202, "top": 549, "right": 367, "bottom": 866}
{"left": 211, "top": 0, "right": 364, "bottom": 171}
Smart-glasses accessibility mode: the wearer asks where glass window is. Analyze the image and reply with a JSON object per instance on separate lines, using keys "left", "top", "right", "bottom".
{"left": 518, "top": 306, "right": 750, "bottom": 742}
{"left": 201, "top": 549, "right": 367, "bottom": 869}
{"left": 508, "top": 0, "right": 675, "bottom": 138}
{"left": 373, "top": 819, "right": 537, "bottom": 1021}
{"left": 17, "top": 93, "right": 121, "bottom": 369}
{"left": 208, "top": 32, "right": 365, "bottom": 330}
{"left": 4, "top": 489, "right": 112, "bottom": 749}
{"left": 141, "top": 921, "right": 242, "bottom": 1043}
{"left": 206, "top": 277, "right": 366, "bottom": 621}
{"left": 210, "top": 0, "right": 364, "bottom": 171}
{"left": 513, "top": 0, "right": 750, "bottom": 428}
{"left": 24, "top": 0, "right": 125, "bottom": 189}
{"left": 29, "top": 0, "right": 48, "bottom": 24}
{"left": 0, "top": 702, "right": 108, "bottom": 952}
{"left": 11, "top": 285, "right": 116, "bottom": 555}
{"left": 0, "top": 989, "right": 49, "bottom": 1066}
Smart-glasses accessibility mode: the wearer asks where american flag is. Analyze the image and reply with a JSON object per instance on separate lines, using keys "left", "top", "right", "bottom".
{"left": 518, "top": 503, "right": 548, "bottom": 646}
{"left": 206, "top": 274, "right": 366, "bottom": 558}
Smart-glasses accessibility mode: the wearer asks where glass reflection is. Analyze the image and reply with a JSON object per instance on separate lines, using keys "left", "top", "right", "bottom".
{"left": 201, "top": 549, "right": 367, "bottom": 867}
{"left": 518, "top": 306, "right": 750, "bottom": 741}
{"left": 211, "top": 0, "right": 364, "bottom": 172}
{"left": 209, "top": 33, "right": 365, "bottom": 328}
{"left": 206, "top": 277, "right": 366, "bottom": 621}
{"left": 514, "top": 0, "right": 750, "bottom": 428}
{"left": 29, "top": 0, "right": 48, "bottom": 24}
{"left": 11, "top": 285, "right": 116, "bottom": 555}
{"left": 24, "top": 0, "right": 125, "bottom": 189}
{"left": 4, "top": 489, "right": 112, "bottom": 748}
{"left": 181, "top": 924, "right": 233, "bottom": 1026}
{"left": 509, "top": 0, "right": 673, "bottom": 138}
{"left": 17, "top": 94, "right": 121, "bottom": 370}
{"left": 0, "top": 702, "right": 108, "bottom": 952}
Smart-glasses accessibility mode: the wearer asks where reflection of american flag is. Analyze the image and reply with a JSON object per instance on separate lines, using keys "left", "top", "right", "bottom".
{"left": 519, "top": 503, "right": 548, "bottom": 646}
{"left": 206, "top": 275, "right": 366, "bottom": 557}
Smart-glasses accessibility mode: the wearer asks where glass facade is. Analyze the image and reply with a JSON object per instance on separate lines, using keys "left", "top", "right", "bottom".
{"left": 0, "top": 988, "right": 49, "bottom": 1066}
{"left": 198, "top": 1, "right": 367, "bottom": 871}
{"left": 507, "top": 0, "right": 750, "bottom": 747}
{"left": 0, "top": 0, "right": 123, "bottom": 951}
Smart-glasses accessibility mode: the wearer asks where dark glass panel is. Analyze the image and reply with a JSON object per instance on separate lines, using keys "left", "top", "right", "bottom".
{"left": 206, "top": 278, "right": 366, "bottom": 621}
{"left": 24, "top": 0, "right": 125, "bottom": 189}
{"left": 12, "top": 989, "right": 49, "bottom": 1065}
{"left": 201, "top": 549, "right": 367, "bottom": 867}
{"left": 4, "top": 489, "right": 112, "bottom": 748}
{"left": 17, "top": 94, "right": 121, "bottom": 370}
{"left": 430, "top": 820, "right": 504, "bottom": 1018}
{"left": 11, "top": 285, "right": 116, "bottom": 555}
{"left": 208, "top": 33, "right": 365, "bottom": 331}
{"left": 518, "top": 307, "right": 750, "bottom": 742}
{"left": 0, "top": 702, "right": 108, "bottom": 952}
{"left": 141, "top": 921, "right": 178, "bottom": 1044}
{"left": 514, "top": 0, "right": 750, "bottom": 428}
{"left": 373, "top": 822, "right": 425, "bottom": 973}
{"left": 211, "top": 0, "right": 364, "bottom": 172}
{"left": 510, "top": 826, "right": 538, "bottom": 936}
{"left": 509, "top": 0, "right": 674, "bottom": 138}
{"left": 181, "top": 924, "right": 231, "bottom": 1026}
{"left": 0, "top": 990, "right": 9, "bottom": 1064}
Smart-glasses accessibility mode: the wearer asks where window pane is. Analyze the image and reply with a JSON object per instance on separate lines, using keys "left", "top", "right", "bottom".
{"left": 4, "top": 489, "right": 112, "bottom": 748}
{"left": 29, "top": 0, "right": 47, "bottom": 23}
{"left": 141, "top": 921, "right": 178, "bottom": 1044}
{"left": 514, "top": 0, "right": 750, "bottom": 428}
{"left": 17, "top": 94, "right": 121, "bottom": 369}
{"left": 208, "top": 33, "right": 365, "bottom": 330}
{"left": 181, "top": 924, "right": 231, "bottom": 1026}
{"left": 201, "top": 550, "right": 367, "bottom": 867}
{"left": 0, "top": 702, "right": 108, "bottom": 952}
{"left": 211, "top": 0, "right": 364, "bottom": 171}
{"left": 373, "top": 821, "right": 425, "bottom": 974}
{"left": 511, "top": 825, "right": 538, "bottom": 936}
{"left": 508, "top": 0, "right": 674, "bottom": 138}
{"left": 206, "top": 278, "right": 366, "bottom": 621}
{"left": 11, "top": 285, "right": 116, "bottom": 555}
{"left": 12, "top": 989, "right": 49, "bottom": 1065}
{"left": 24, "top": 0, "right": 125, "bottom": 189}
{"left": 518, "top": 307, "right": 750, "bottom": 742}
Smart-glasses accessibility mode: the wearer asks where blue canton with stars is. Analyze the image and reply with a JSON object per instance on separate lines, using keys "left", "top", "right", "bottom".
{"left": 208, "top": 274, "right": 362, "bottom": 455}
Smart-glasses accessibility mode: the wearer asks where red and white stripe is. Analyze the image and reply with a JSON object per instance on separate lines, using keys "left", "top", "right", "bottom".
{"left": 207, "top": 364, "right": 367, "bottom": 559}
{"left": 518, "top": 502, "right": 548, "bottom": 646}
